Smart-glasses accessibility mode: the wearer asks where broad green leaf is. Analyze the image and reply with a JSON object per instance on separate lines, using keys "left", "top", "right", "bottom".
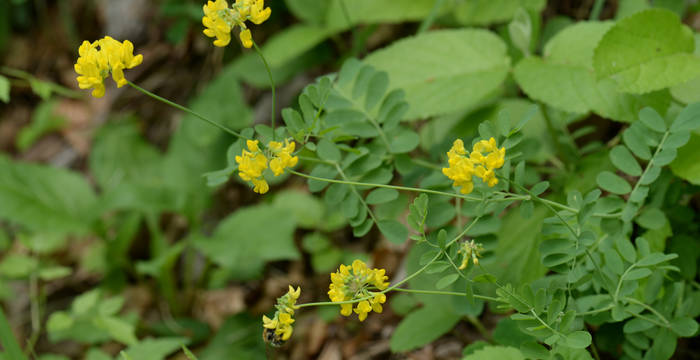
{"left": 232, "top": 24, "right": 337, "bottom": 87}
{"left": 463, "top": 346, "right": 525, "bottom": 360}
{"left": 670, "top": 102, "right": 700, "bottom": 133}
{"left": 197, "top": 314, "right": 265, "bottom": 360}
{"left": 597, "top": 171, "right": 632, "bottom": 194}
{"left": 121, "top": 337, "right": 187, "bottom": 360}
{"left": 671, "top": 35, "right": 700, "bottom": 103}
{"left": 377, "top": 219, "right": 407, "bottom": 244}
{"left": 284, "top": 0, "right": 328, "bottom": 24}
{"left": 565, "top": 331, "right": 592, "bottom": 349}
{"left": 325, "top": 0, "right": 438, "bottom": 30}
{"left": 365, "top": 29, "right": 510, "bottom": 119}
{"left": 635, "top": 207, "right": 667, "bottom": 230}
{"left": 0, "top": 155, "right": 98, "bottom": 234}
{"left": 494, "top": 207, "right": 547, "bottom": 285}
{"left": 272, "top": 190, "right": 324, "bottom": 229}
{"left": 453, "top": 0, "right": 545, "bottom": 26}
{"left": 610, "top": 145, "right": 642, "bottom": 176}
{"left": 316, "top": 138, "right": 342, "bottom": 162}
{"left": 0, "top": 74, "right": 8, "bottom": 103}
{"left": 515, "top": 21, "right": 671, "bottom": 122}
{"left": 670, "top": 131, "right": 700, "bottom": 185}
{"left": 638, "top": 107, "right": 667, "bottom": 132}
{"left": 193, "top": 204, "right": 299, "bottom": 280}
{"left": 624, "top": 268, "right": 652, "bottom": 280}
{"left": 593, "top": 9, "right": 700, "bottom": 93}
{"left": 389, "top": 305, "right": 459, "bottom": 352}
{"left": 435, "top": 273, "right": 459, "bottom": 290}
{"left": 93, "top": 316, "right": 138, "bottom": 346}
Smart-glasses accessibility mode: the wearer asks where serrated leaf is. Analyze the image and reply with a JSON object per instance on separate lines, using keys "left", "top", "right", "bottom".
{"left": 365, "top": 29, "right": 510, "bottom": 119}
{"left": 593, "top": 9, "right": 700, "bottom": 93}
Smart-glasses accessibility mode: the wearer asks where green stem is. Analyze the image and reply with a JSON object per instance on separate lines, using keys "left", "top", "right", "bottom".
{"left": 391, "top": 288, "right": 499, "bottom": 302}
{"left": 0, "top": 307, "right": 27, "bottom": 360}
{"left": 335, "top": 164, "right": 378, "bottom": 224}
{"left": 297, "top": 216, "right": 482, "bottom": 309}
{"left": 624, "top": 297, "right": 671, "bottom": 327}
{"left": 290, "top": 169, "right": 482, "bottom": 201}
{"left": 252, "top": 42, "right": 276, "bottom": 141}
{"left": 127, "top": 81, "right": 243, "bottom": 139}
{"left": 417, "top": 0, "right": 445, "bottom": 34}
{"left": 589, "top": 0, "right": 605, "bottom": 20}
{"left": 0, "top": 66, "right": 83, "bottom": 98}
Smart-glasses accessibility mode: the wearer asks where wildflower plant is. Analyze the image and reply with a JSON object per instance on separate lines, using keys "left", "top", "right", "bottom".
{"left": 41, "top": 1, "right": 700, "bottom": 359}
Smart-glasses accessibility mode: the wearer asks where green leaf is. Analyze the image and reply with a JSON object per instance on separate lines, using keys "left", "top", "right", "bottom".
{"left": 193, "top": 204, "right": 299, "bottom": 280}
{"left": 272, "top": 190, "right": 324, "bottom": 229}
{"left": 508, "top": 7, "right": 533, "bottom": 55}
{"left": 597, "top": 171, "right": 632, "bottom": 194}
{"left": 0, "top": 156, "right": 97, "bottom": 234}
{"left": 326, "top": 0, "right": 438, "bottom": 30}
{"left": 638, "top": 107, "right": 667, "bottom": 132}
{"left": 609, "top": 145, "right": 642, "bottom": 176}
{"left": 377, "top": 219, "right": 407, "bottom": 244}
{"left": 284, "top": 0, "right": 328, "bottom": 24}
{"left": 365, "top": 188, "right": 399, "bottom": 205}
{"left": 593, "top": 9, "right": 700, "bottom": 93}
{"left": 670, "top": 131, "right": 700, "bottom": 184}
{"left": 494, "top": 207, "right": 547, "bottom": 285}
{"left": 388, "top": 127, "right": 420, "bottom": 154}
{"left": 514, "top": 21, "right": 671, "bottom": 123}
{"left": 637, "top": 252, "right": 677, "bottom": 266}
{"left": 182, "top": 346, "right": 199, "bottom": 360}
{"left": 463, "top": 346, "right": 525, "bottom": 360}
{"left": 121, "top": 337, "right": 187, "bottom": 360}
{"left": 93, "top": 316, "right": 138, "bottom": 346}
{"left": 197, "top": 314, "right": 265, "bottom": 360}
{"left": 636, "top": 207, "right": 667, "bottom": 230}
{"left": 16, "top": 101, "right": 66, "bottom": 151}
{"left": 364, "top": 29, "right": 510, "bottom": 119}
{"left": 0, "top": 254, "right": 38, "bottom": 279}
{"left": 454, "top": 0, "right": 545, "bottom": 26}
{"left": 0, "top": 75, "right": 9, "bottom": 103}
{"left": 389, "top": 305, "right": 459, "bottom": 352}
{"left": 436, "top": 274, "right": 459, "bottom": 290}
{"left": 670, "top": 102, "right": 700, "bottom": 133}
{"left": 669, "top": 317, "right": 699, "bottom": 337}
{"left": 565, "top": 331, "right": 592, "bottom": 349}
{"left": 38, "top": 266, "right": 71, "bottom": 281}
{"left": 624, "top": 268, "right": 652, "bottom": 280}
{"left": 0, "top": 308, "right": 27, "bottom": 360}
{"left": 29, "top": 79, "right": 52, "bottom": 100}
{"left": 316, "top": 138, "right": 342, "bottom": 162}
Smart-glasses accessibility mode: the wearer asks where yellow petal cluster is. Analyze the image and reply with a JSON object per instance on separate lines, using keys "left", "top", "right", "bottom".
{"left": 235, "top": 140, "right": 270, "bottom": 194}
{"left": 328, "top": 260, "right": 389, "bottom": 321}
{"left": 268, "top": 139, "right": 299, "bottom": 176}
{"left": 74, "top": 36, "right": 143, "bottom": 98}
{"left": 458, "top": 240, "right": 484, "bottom": 270}
{"left": 442, "top": 137, "right": 505, "bottom": 194}
{"left": 234, "top": 138, "right": 298, "bottom": 194}
{"left": 202, "top": 0, "right": 271, "bottom": 48}
{"left": 262, "top": 286, "right": 300, "bottom": 342}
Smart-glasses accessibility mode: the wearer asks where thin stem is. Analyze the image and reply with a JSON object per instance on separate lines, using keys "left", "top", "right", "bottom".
{"left": 335, "top": 164, "right": 378, "bottom": 224}
{"left": 589, "top": 0, "right": 605, "bottom": 20}
{"left": 25, "top": 274, "right": 41, "bottom": 356}
{"left": 391, "top": 288, "right": 499, "bottom": 302}
{"left": 624, "top": 297, "right": 671, "bottom": 327}
{"left": 417, "top": 0, "right": 446, "bottom": 34}
{"left": 0, "top": 66, "right": 82, "bottom": 98}
{"left": 252, "top": 42, "right": 276, "bottom": 141}
{"left": 127, "top": 81, "right": 243, "bottom": 139}
{"left": 290, "top": 169, "right": 483, "bottom": 201}
{"left": 467, "top": 315, "right": 493, "bottom": 342}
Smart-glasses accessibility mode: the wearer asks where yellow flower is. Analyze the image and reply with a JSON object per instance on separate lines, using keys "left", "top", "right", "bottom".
{"left": 74, "top": 37, "right": 142, "bottom": 97}
{"left": 262, "top": 285, "right": 301, "bottom": 343}
{"left": 442, "top": 137, "right": 505, "bottom": 192}
{"left": 327, "top": 260, "right": 389, "bottom": 321}
{"left": 458, "top": 240, "right": 484, "bottom": 270}
{"left": 354, "top": 300, "right": 372, "bottom": 321}
{"left": 202, "top": 0, "right": 232, "bottom": 47}
{"left": 268, "top": 139, "right": 298, "bottom": 176}
{"left": 202, "top": 0, "right": 271, "bottom": 48}
{"left": 235, "top": 140, "right": 270, "bottom": 194}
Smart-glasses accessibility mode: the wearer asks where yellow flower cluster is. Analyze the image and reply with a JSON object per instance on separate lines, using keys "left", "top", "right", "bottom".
{"left": 74, "top": 36, "right": 143, "bottom": 98}
{"left": 202, "top": 0, "right": 271, "bottom": 48}
{"left": 328, "top": 260, "right": 389, "bottom": 321}
{"left": 458, "top": 240, "right": 484, "bottom": 270}
{"left": 442, "top": 137, "right": 506, "bottom": 194}
{"left": 235, "top": 139, "right": 298, "bottom": 194}
{"left": 262, "top": 286, "right": 300, "bottom": 343}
